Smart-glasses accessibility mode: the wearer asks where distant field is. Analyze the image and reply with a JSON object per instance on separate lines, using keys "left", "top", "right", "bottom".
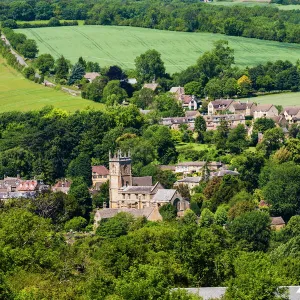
{"left": 249, "top": 92, "right": 300, "bottom": 106}
{"left": 0, "top": 56, "right": 104, "bottom": 113}
{"left": 210, "top": 1, "right": 300, "bottom": 9}
{"left": 16, "top": 26, "right": 300, "bottom": 74}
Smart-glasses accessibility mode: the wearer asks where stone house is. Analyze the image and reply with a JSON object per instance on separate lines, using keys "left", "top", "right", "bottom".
{"left": 52, "top": 179, "right": 72, "bottom": 194}
{"left": 204, "top": 114, "right": 246, "bottom": 130}
{"left": 252, "top": 104, "right": 278, "bottom": 120}
{"left": 271, "top": 216, "right": 285, "bottom": 230}
{"left": 175, "top": 161, "right": 223, "bottom": 174}
{"left": 207, "top": 99, "right": 234, "bottom": 115}
{"left": 169, "top": 87, "right": 199, "bottom": 110}
{"left": 227, "top": 101, "right": 255, "bottom": 116}
{"left": 282, "top": 106, "right": 300, "bottom": 124}
{"left": 174, "top": 176, "right": 202, "bottom": 190}
{"left": 92, "top": 165, "right": 109, "bottom": 190}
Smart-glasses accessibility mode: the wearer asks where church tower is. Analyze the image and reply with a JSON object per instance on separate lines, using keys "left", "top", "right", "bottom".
{"left": 109, "top": 150, "right": 132, "bottom": 208}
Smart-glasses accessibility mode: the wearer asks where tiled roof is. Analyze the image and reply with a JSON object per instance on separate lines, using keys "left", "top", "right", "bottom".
{"left": 84, "top": 72, "right": 100, "bottom": 81}
{"left": 152, "top": 189, "right": 176, "bottom": 202}
{"left": 170, "top": 86, "right": 185, "bottom": 94}
{"left": 232, "top": 101, "right": 254, "bottom": 110}
{"left": 92, "top": 165, "right": 109, "bottom": 176}
{"left": 17, "top": 180, "right": 38, "bottom": 191}
{"left": 143, "top": 83, "right": 159, "bottom": 91}
{"left": 132, "top": 176, "right": 153, "bottom": 186}
{"left": 271, "top": 216, "right": 285, "bottom": 226}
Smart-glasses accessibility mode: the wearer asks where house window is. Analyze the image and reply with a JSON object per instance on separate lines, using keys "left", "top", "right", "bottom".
{"left": 93, "top": 175, "right": 97, "bottom": 179}
{"left": 98, "top": 175, "right": 102, "bottom": 178}
{"left": 143, "top": 194, "right": 145, "bottom": 200}
{"left": 103, "top": 175, "right": 107, "bottom": 178}
{"left": 122, "top": 194, "right": 125, "bottom": 199}
{"left": 135, "top": 194, "right": 138, "bottom": 199}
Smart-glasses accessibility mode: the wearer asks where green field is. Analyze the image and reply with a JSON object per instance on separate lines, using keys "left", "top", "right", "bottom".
{"left": 0, "top": 56, "right": 104, "bottom": 113}
{"left": 249, "top": 92, "right": 300, "bottom": 106}
{"left": 16, "top": 26, "right": 300, "bottom": 74}
{"left": 210, "top": 1, "right": 300, "bottom": 10}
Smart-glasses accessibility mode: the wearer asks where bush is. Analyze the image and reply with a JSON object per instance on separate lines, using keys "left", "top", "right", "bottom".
{"left": 159, "top": 204, "right": 177, "bottom": 221}
{"left": 64, "top": 216, "right": 88, "bottom": 231}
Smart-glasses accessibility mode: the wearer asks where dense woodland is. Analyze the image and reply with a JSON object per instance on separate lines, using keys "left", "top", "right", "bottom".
{"left": 0, "top": 0, "right": 300, "bottom": 43}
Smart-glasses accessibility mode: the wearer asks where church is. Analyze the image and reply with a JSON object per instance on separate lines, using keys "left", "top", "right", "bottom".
{"left": 108, "top": 150, "right": 189, "bottom": 213}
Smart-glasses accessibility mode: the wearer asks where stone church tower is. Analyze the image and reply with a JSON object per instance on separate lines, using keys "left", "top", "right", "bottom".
{"left": 109, "top": 150, "right": 132, "bottom": 208}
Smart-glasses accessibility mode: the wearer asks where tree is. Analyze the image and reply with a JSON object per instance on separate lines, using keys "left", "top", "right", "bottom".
{"left": 199, "top": 208, "right": 215, "bottom": 227}
{"left": 48, "top": 17, "right": 61, "bottom": 26}
{"left": 176, "top": 184, "right": 190, "bottom": 200}
{"left": 104, "top": 65, "right": 126, "bottom": 81}
{"left": 228, "top": 211, "right": 271, "bottom": 252}
{"left": 262, "top": 162, "right": 300, "bottom": 220}
{"left": 184, "top": 81, "right": 202, "bottom": 97}
{"left": 55, "top": 56, "right": 69, "bottom": 82}
{"left": 214, "top": 205, "right": 228, "bottom": 226}
{"left": 237, "top": 75, "right": 252, "bottom": 96}
{"left": 23, "top": 66, "right": 35, "bottom": 80}
{"left": 78, "top": 56, "right": 87, "bottom": 70}
{"left": 82, "top": 76, "right": 108, "bottom": 102}
{"left": 204, "top": 78, "right": 223, "bottom": 99}
{"left": 223, "top": 78, "right": 238, "bottom": 97}
{"left": 64, "top": 216, "right": 88, "bottom": 231}
{"left": 159, "top": 204, "right": 177, "bottom": 221}
{"left": 69, "top": 177, "right": 92, "bottom": 218}
{"left": 131, "top": 88, "right": 155, "bottom": 109}
{"left": 19, "top": 39, "right": 38, "bottom": 59}
{"left": 257, "top": 127, "right": 284, "bottom": 156}
{"left": 253, "top": 118, "right": 275, "bottom": 133}
{"left": 225, "top": 252, "right": 288, "bottom": 300}
{"left": 226, "top": 124, "right": 247, "bottom": 154}
{"left": 135, "top": 49, "right": 166, "bottom": 83}
{"left": 67, "top": 153, "right": 92, "bottom": 186}
{"left": 35, "top": 1, "right": 54, "bottom": 20}
{"left": 214, "top": 120, "right": 229, "bottom": 151}
{"left": 68, "top": 63, "right": 85, "bottom": 85}
{"left": 194, "top": 116, "right": 206, "bottom": 143}
{"left": 96, "top": 212, "right": 135, "bottom": 238}
{"left": 102, "top": 80, "right": 128, "bottom": 105}
{"left": 35, "top": 54, "right": 55, "bottom": 75}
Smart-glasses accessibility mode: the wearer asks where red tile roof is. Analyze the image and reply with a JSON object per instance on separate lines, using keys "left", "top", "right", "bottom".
{"left": 92, "top": 165, "right": 109, "bottom": 176}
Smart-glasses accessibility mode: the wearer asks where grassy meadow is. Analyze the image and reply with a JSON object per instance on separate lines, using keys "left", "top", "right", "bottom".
{"left": 0, "top": 56, "right": 104, "bottom": 113}
{"left": 16, "top": 26, "right": 300, "bottom": 74}
{"left": 249, "top": 92, "right": 300, "bottom": 106}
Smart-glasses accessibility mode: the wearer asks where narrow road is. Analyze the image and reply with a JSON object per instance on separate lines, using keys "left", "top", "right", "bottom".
{"left": 1, "top": 34, "right": 28, "bottom": 67}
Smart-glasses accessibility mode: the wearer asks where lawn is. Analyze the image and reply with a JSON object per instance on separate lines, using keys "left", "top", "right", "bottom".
{"left": 176, "top": 143, "right": 216, "bottom": 151}
{"left": 16, "top": 26, "right": 300, "bottom": 74}
{"left": 247, "top": 92, "right": 300, "bottom": 106}
{"left": 0, "top": 56, "right": 104, "bottom": 113}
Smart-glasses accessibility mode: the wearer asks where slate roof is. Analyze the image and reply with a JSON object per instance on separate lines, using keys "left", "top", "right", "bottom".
{"left": 271, "top": 216, "right": 285, "bottom": 226}
{"left": 185, "top": 110, "right": 200, "bottom": 118}
{"left": 212, "top": 169, "right": 239, "bottom": 177}
{"left": 252, "top": 104, "right": 274, "bottom": 112}
{"left": 132, "top": 176, "right": 153, "bottom": 186}
{"left": 210, "top": 99, "right": 234, "bottom": 109}
{"left": 95, "top": 207, "right": 155, "bottom": 220}
{"left": 121, "top": 186, "right": 154, "bottom": 194}
{"left": 177, "top": 177, "right": 201, "bottom": 183}
{"left": 152, "top": 189, "right": 176, "bottom": 202}
{"left": 92, "top": 165, "right": 109, "bottom": 176}
{"left": 232, "top": 101, "right": 254, "bottom": 110}
{"left": 284, "top": 106, "right": 300, "bottom": 116}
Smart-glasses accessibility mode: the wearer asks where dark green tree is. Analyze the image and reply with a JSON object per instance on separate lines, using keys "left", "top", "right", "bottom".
{"left": 68, "top": 63, "right": 85, "bottom": 85}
